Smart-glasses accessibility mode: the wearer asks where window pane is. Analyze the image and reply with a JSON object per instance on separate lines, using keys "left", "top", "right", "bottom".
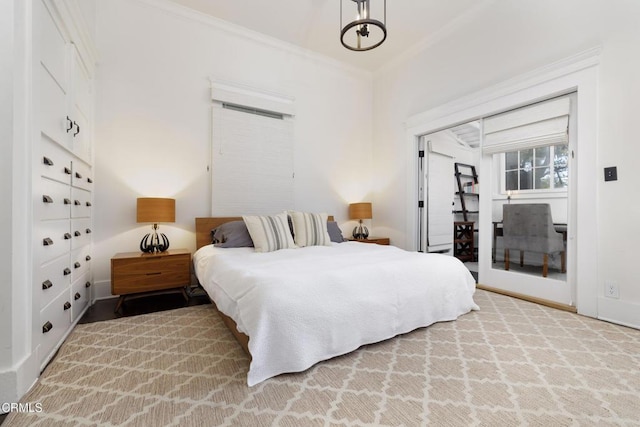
{"left": 505, "top": 151, "right": 518, "bottom": 170}
{"left": 535, "top": 146, "right": 550, "bottom": 166}
{"left": 506, "top": 170, "right": 518, "bottom": 191}
{"left": 520, "top": 149, "right": 533, "bottom": 172}
{"left": 534, "top": 167, "right": 550, "bottom": 189}
{"left": 520, "top": 169, "right": 533, "bottom": 190}
{"left": 554, "top": 144, "right": 569, "bottom": 188}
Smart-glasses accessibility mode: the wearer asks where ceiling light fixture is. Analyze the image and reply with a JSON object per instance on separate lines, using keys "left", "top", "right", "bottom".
{"left": 340, "top": 0, "right": 387, "bottom": 51}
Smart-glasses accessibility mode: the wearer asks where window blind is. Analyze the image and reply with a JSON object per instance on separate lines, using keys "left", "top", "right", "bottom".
{"left": 482, "top": 96, "right": 570, "bottom": 154}
{"left": 211, "top": 102, "right": 294, "bottom": 216}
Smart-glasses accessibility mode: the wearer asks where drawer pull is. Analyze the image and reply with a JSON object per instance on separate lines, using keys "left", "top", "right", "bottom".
{"left": 63, "top": 268, "right": 71, "bottom": 276}
{"left": 87, "top": 177, "right": 93, "bottom": 184}
{"left": 75, "top": 172, "right": 82, "bottom": 179}
{"left": 64, "top": 167, "right": 71, "bottom": 175}
{"left": 43, "top": 237, "right": 53, "bottom": 246}
{"left": 74, "top": 292, "right": 81, "bottom": 300}
{"left": 74, "top": 231, "right": 81, "bottom": 237}
{"left": 86, "top": 201, "right": 92, "bottom": 207}
{"left": 74, "top": 200, "right": 81, "bottom": 205}
{"left": 85, "top": 255, "right": 91, "bottom": 261}
{"left": 42, "top": 280, "right": 53, "bottom": 290}
{"left": 64, "top": 198, "right": 71, "bottom": 205}
{"left": 66, "top": 116, "right": 73, "bottom": 132}
{"left": 85, "top": 281, "right": 91, "bottom": 288}
{"left": 43, "top": 156, "right": 54, "bottom": 166}
{"left": 74, "top": 262, "right": 81, "bottom": 269}
{"left": 42, "top": 195, "right": 53, "bottom": 203}
{"left": 42, "top": 321, "right": 53, "bottom": 333}
{"left": 146, "top": 272, "right": 162, "bottom": 276}
{"left": 73, "top": 122, "right": 80, "bottom": 137}
{"left": 63, "top": 301, "right": 71, "bottom": 310}
{"left": 85, "top": 228, "right": 92, "bottom": 234}
{"left": 64, "top": 233, "right": 72, "bottom": 240}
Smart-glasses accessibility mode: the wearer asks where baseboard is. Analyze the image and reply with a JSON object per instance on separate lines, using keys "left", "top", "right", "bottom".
{"left": 92, "top": 279, "right": 113, "bottom": 301}
{"left": 476, "top": 283, "right": 577, "bottom": 313}
{"left": 0, "top": 352, "right": 38, "bottom": 414}
{"left": 597, "top": 297, "right": 640, "bottom": 329}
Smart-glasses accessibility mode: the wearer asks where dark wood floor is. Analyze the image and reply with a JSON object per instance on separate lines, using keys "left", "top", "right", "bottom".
{"left": 0, "top": 288, "right": 210, "bottom": 425}
{"left": 79, "top": 287, "right": 210, "bottom": 324}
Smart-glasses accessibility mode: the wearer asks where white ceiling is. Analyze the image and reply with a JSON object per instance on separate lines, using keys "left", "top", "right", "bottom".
{"left": 168, "top": 0, "right": 488, "bottom": 72}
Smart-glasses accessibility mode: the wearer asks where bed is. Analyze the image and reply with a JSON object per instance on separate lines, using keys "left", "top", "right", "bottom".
{"left": 194, "top": 216, "right": 478, "bottom": 386}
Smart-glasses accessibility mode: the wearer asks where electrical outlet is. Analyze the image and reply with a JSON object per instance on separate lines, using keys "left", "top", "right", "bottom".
{"left": 605, "top": 281, "right": 619, "bottom": 299}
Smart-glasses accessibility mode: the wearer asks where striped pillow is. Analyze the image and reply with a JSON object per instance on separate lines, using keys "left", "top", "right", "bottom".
{"left": 243, "top": 213, "right": 296, "bottom": 253}
{"left": 290, "top": 211, "right": 332, "bottom": 247}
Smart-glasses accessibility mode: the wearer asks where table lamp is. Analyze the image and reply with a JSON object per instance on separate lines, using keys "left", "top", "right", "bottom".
{"left": 137, "top": 197, "right": 175, "bottom": 253}
{"left": 349, "top": 202, "right": 372, "bottom": 240}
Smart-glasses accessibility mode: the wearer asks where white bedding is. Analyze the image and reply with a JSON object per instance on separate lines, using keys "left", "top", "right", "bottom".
{"left": 194, "top": 242, "right": 478, "bottom": 386}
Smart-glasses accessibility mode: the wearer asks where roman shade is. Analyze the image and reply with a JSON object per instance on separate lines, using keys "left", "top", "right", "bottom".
{"left": 482, "top": 96, "right": 570, "bottom": 155}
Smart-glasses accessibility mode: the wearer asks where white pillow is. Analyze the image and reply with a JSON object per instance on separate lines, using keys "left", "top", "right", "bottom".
{"left": 243, "top": 213, "right": 296, "bottom": 253}
{"left": 289, "top": 211, "right": 332, "bottom": 247}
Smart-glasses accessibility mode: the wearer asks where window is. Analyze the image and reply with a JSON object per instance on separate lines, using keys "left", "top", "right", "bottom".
{"left": 504, "top": 144, "right": 568, "bottom": 191}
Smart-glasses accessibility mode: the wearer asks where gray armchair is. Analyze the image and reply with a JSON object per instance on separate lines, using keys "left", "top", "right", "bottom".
{"left": 502, "top": 203, "right": 566, "bottom": 277}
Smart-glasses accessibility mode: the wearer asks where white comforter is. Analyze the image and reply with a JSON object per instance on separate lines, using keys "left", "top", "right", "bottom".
{"left": 194, "top": 242, "right": 478, "bottom": 386}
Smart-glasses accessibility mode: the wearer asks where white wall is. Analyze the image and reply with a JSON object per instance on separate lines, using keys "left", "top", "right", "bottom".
{"left": 92, "top": 0, "right": 373, "bottom": 298}
{"left": 372, "top": 0, "right": 640, "bottom": 325}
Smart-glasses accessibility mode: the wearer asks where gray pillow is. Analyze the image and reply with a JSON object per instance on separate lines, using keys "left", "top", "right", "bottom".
{"left": 327, "top": 221, "right": 345, "bottom": 243}
{"left": 211, "top": 221, "right": 254, "bottom": 248}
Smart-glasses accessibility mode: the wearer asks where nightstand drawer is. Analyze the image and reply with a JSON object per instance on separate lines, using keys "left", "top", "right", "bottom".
{"left": 111, "top": 252, "right": 190, "bottom": 295}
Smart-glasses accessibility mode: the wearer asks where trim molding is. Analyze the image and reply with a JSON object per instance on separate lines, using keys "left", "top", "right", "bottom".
{"left": 477, "top": 284, "right": 577, "bottom": 313}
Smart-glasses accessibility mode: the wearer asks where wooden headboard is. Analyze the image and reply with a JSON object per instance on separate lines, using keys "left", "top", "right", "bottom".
{"left": 195, "top": 215, "right": 335, "bottom": 250}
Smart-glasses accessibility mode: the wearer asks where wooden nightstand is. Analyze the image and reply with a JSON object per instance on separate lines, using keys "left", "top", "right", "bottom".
{"left": 348, "top": 237, "right": 390, "bottom": 245}
{"left": 111, "top": 248, "right": 191, "bottom": 312}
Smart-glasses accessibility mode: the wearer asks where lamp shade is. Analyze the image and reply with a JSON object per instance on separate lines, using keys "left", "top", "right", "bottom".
{"left": 137, "top": 198, "right": 175, "bottom": 223}
{"left": 349, "top": 202, "right": 372, "bottom": 220}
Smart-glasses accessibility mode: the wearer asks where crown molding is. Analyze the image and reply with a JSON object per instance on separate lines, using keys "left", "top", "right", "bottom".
{"left": 376, "top": 0, "right": 498, "bottom": 76}
{"left": 133, "top": 0, "right": 372, "bottom": 79}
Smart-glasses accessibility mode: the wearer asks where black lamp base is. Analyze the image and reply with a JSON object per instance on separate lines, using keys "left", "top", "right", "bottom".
{"left": 140, "top": 224, "right": 170, "bottom": 253}
{"left": 352, "top": 221, "right": 369, "bottom": 240}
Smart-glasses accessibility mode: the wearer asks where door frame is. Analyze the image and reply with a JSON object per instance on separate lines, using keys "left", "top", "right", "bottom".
{"left": 404, "top": 48, "right": 599, "bottom": 317}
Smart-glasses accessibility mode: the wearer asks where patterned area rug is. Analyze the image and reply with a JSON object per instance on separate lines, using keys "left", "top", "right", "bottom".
{"left": 5, "top": 290, "right": 640, "bottom": 426}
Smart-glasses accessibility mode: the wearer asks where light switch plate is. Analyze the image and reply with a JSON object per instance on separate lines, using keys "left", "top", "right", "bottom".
{"left": 604, "top": 166, "right": 617, "bottom": 182}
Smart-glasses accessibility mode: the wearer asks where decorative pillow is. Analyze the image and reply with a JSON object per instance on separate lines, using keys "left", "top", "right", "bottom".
{"left": 327, "top": 221, "right": 346, "bottom": 243}
{"left": 243, "top": 213, "right": 296, "bottom": 253}
{"left": 289, "top": 211, "right": 332, "bottom": 247}
{"left": 211, "top": 221, "right": 254, "bottom": 248}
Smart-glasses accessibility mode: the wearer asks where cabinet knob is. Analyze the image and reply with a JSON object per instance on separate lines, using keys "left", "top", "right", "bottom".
{"left": 74, "top": 292, "right": 81, "bottom": 300}
{"left": 74, "top": 262, "right": 81, "bottom": 269}
{"left": 64, "top": 198, "right": 71, "bottom": 205}
{"left": 63, "top": 301, "right": 71, "bottom": 310}
{"left": 85, "top": 255, "right": 91, "bottom": 261}
{"left": 86, "top": 202, "right": 92, "bottom": 207}
{"left": 66, "top": 116, "right": 73, "bottom": 133}
{"left": 74, "top": 200, "right": 81, "bottom": 206}
{"left": 85, "top": 281, "right": 91, "bottom": 288}
{"left": 63, "top": 268, "right": 71, "bottom": 276}
{"left": 87, "top": 177, "right": 93, "bottom": 184}
{"left": 42, "top": 280, "right": 53, "bottom": 290}
{"left": 42, "top": 195, "right": 53, "bottom": 203}
{"left": 75, "top": 172, "right": 82, "bottom": 179}
{"left": 74, "top": 231, "right": 81, "bottom": 237}
{"left": 43, "top": 156, "right": 54, "bottom": 166}
{"left": 43, "top": 237, "right": 53, "bottom": 246}
{"left": 64, "top": 167, "right": 71, "bottom": 175}
{"left": 64, "top": 233, "right": 72, "bottom": 240}
{"left": 85, "top": 228, "right": 92, "bottom": 234}
{"left": 42, "top": 321, "right": 53, "bottom": 333}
